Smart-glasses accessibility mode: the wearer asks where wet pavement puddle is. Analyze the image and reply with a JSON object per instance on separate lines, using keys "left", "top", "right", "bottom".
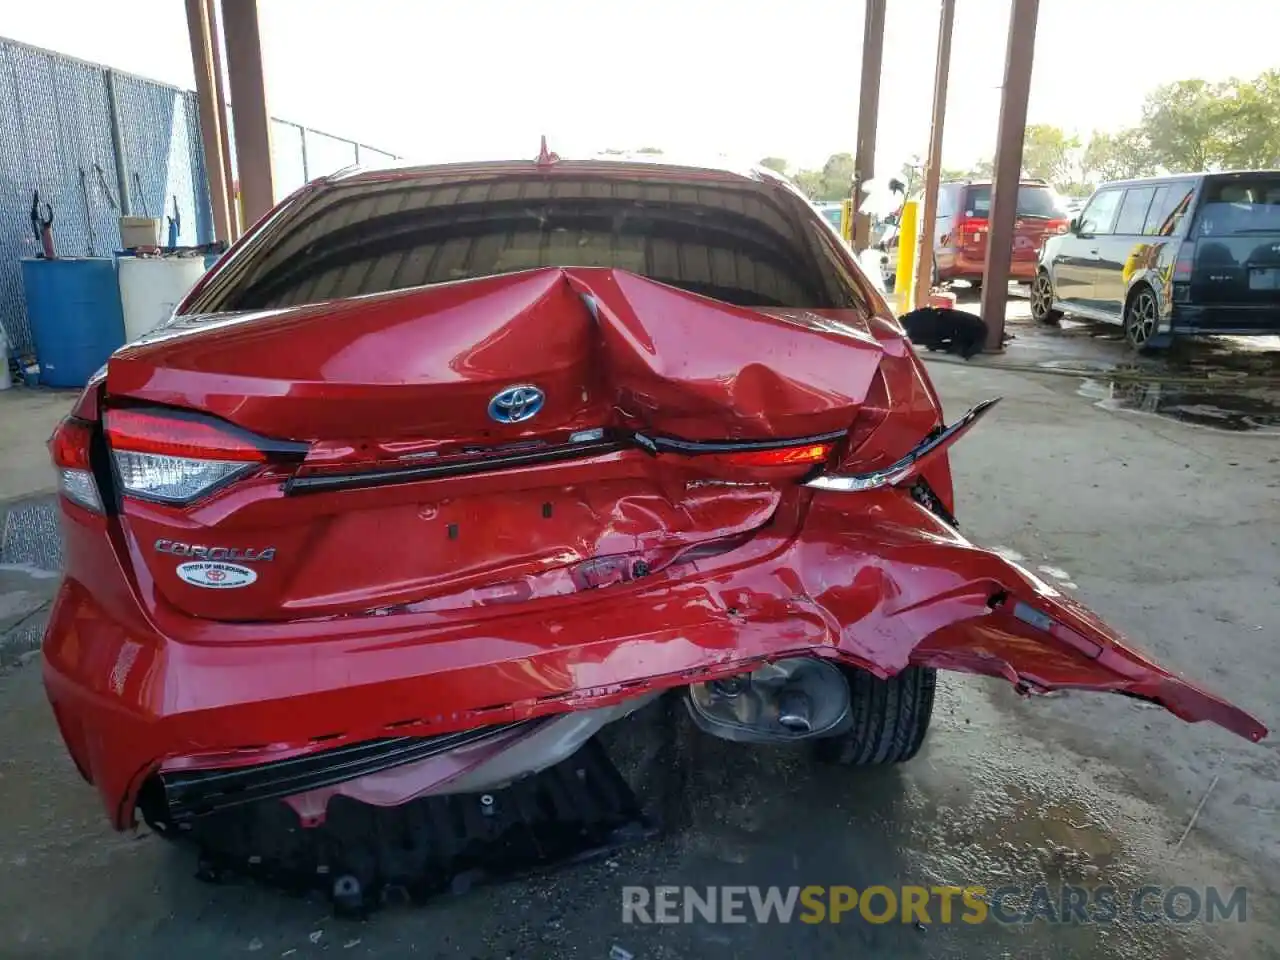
{"left": 1077, "top": 378, "right": 1280, "bottom": 433}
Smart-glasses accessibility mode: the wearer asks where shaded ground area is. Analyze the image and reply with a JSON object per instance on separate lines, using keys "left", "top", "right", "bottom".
{"left": 1, "top": 351, "right": 1278, "bottom": 959}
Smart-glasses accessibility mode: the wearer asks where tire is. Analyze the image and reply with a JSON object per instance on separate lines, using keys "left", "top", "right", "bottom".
{"left": 814, "top": 666, "right": 936, "bottom": 766}
{"left": 1031, "top": 270, "right": 1063, "bottom": 325}
{"left": 1123, "top": 285, "right": 1161, "bottom": 352}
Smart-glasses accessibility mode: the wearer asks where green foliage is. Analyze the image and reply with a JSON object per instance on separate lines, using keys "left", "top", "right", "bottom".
{"left": 1084, "top": 71, "right": 1280, "bottom": 183}
{"left": 1021, "top": 124, "right": 1081, "bottom": 183}
{"left": 767, "top": 68, "right": 1279, "bottom": 204}
{"left": 1080, "top": 128, "right": 1156, "bottom": 183}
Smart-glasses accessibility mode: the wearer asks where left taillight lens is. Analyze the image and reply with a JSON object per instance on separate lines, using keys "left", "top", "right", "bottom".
{"left": 105, "top": 407, "right": 303, "bottom": 505}
{"left": 49, "top": 417, "right": 103, "bottom": 513}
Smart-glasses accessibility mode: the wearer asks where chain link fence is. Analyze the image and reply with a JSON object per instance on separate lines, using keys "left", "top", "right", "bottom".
{"left": 0, "top": 36, "right": 399, "bottom": 359}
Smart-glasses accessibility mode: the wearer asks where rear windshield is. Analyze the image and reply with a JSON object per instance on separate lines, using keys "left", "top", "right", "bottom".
{"left": 1194, "top": 176, "right": 1280, "bottom": 236}
{"left": 187, "top": 170, "right": 871, "bottom": 313}
{"left": 963, "top": 185, "right": 1068, "bottom": 219}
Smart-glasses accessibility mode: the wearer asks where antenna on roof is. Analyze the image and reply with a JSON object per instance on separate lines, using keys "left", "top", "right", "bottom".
{"left": 536, "top": 135, "right": 560, "bottom": 166}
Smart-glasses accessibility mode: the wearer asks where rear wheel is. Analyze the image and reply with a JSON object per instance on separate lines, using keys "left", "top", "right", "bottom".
{"left": 1031, "top": 270, "right": 1063, "bottom": 325}
{"left": 1123, "top": 285, "right": 1160, "bottom": 351}
{"left": 814, "top": 666, "right": 936, "bottom": 766}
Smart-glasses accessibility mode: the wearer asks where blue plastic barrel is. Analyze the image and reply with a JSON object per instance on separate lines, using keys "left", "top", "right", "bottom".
{"left": 20, "top": 258, "right": 126, "bottom": 388}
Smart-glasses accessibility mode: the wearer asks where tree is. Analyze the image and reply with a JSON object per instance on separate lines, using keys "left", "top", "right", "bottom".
{"left": 1123, "top": 72, "right": 1280, "bottom": 173}
{"left": 970, "top": 158, "right": 995, "bottom": 179}
{"left": 790, "top": 152, "right": 857, "bottom": 201}
{"left": 1020, "top": 124, "right": 1080, "bottom": 184}
{"left": 758, "top": 157, "right": 789, "bottom": 175}
{"left": 899, "top": 155, "right": 923, "bottom": 196}
{"left": 1139, "top": 79, "right": 1228, "bottom": 172}
{"left": 1081, "top": 128, "right": 1156, "bottom": 183}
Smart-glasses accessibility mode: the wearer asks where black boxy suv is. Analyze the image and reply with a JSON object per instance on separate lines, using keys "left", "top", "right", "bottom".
{"left": 1031, "top": 171, "right": 1280, "bottom": 350}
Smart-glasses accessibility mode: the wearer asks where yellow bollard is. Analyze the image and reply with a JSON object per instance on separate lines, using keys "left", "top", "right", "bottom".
{"left": 895, "top": 200, "right": 919, "bottom": 313}
{"left": 840, "top": 199, "right": 854, "bottom": 244}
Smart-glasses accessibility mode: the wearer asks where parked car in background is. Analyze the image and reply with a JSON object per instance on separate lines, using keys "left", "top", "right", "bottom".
{"left": 1062, "top": 196, "right": 1086, "bottom": 218}
{"left": 814, "top": 200, "right": 844, "bottom": 233}
{"left": 886, "top": 179, "right": 1071, "bottom": 291}
{"left": 1031, "top": 170, "right": 1280, "bottom": 350}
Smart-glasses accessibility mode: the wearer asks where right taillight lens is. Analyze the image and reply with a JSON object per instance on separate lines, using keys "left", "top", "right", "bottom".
{"left": 49, "top": 417, "right": 103, "bottom": 513}
{"left": 105, "top": 407, "right": 301, "bottom": 505}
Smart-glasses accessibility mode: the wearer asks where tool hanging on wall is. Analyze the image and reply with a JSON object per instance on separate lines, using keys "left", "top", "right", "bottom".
{"left": 133, "top": 171, "right": 150, "bottom": 218}
{"left": 78, "top": 167, "right": 97, "bottom": 256}
{"left": 29, "top": 190, "right": 55, "bottom": 259}
{"left": 92, "top": 163, "right": 120, "bottom": 211}
{"left": 167, "top": 195, "right": 180, "bottom": 248}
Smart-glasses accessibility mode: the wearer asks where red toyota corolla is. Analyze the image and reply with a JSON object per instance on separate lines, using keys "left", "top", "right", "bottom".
{"left": 42, "top": 156, "right": 1264, "bottom": 895}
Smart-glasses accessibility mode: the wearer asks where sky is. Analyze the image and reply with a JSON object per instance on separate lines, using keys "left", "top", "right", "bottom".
{"left": 2, "top": 0, "right": 1276, "bottom": 177}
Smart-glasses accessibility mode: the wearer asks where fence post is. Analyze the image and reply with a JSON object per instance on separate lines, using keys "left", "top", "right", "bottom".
{"left": 104, "top": 70, "right": 132, "bottom": 216}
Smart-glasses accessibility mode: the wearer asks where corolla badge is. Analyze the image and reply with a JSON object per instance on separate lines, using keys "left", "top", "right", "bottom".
{"left": 488, "top": 384, "right": 545, "bottom": 424}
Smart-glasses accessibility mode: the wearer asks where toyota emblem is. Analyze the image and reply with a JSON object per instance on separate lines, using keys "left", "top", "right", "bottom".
{"left": 487, "top": 384, "right": 545, "bottom": 424}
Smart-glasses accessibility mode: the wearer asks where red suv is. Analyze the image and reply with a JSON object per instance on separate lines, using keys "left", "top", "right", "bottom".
{"left": 41, "top": 159, "right": 1263, "bottom": 885}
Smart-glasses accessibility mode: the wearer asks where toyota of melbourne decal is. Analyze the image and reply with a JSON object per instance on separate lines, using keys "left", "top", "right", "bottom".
{"left": 156, "top": 539, "right": 274, "bottom": 589}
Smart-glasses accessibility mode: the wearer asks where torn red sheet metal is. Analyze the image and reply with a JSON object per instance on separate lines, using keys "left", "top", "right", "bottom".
{"left": 44, "top": 482, "right": 1266, "bottom": 829}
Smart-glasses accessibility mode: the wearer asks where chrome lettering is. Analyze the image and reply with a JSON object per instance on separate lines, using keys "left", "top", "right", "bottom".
{"left": 154, "top": 539, "right": 275, "bottom": 562}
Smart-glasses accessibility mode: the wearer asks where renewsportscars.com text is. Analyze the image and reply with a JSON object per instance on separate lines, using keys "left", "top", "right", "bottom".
{"left": 621, "top": 884, "right": 1248, "bottom": 925}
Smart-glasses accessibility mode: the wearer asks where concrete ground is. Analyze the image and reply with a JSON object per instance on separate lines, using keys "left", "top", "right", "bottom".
{"left": 1, "top": 323, "right": 1278, "bottom": 959}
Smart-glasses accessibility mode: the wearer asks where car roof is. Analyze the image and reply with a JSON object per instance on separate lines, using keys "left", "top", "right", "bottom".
{"left": 1094, "top": 169, "right": 1280, "bottom": 190}
{"left": 327, "top": 154, "right": 788, "bottom": 191}
{"left": 940, "top": 179, "right": 1051, "bottom": 188}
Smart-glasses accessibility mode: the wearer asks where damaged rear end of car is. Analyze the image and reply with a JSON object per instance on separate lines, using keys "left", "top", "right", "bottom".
{"left": 42, "top": 159, "right": 1265, "bottom": 900}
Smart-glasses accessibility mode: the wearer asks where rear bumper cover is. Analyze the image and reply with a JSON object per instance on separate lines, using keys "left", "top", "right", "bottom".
{"left": 44, "top": 490, "right": 1266, "bottom": 829}
{"left": 1172, "top": 303, "right": 1280, "bottom": 336}
{"left": 940, "top": 253, "right": 1037, "bottom": 282}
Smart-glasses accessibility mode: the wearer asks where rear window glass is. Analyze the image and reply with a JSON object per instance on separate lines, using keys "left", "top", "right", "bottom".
{"left": 1194, "top": 177, "right": 1280, "bottom": 237}
{"left": 963, "top": 185, "right": 1068, "bottom": 219}
{"left": 187, "top": 170, "right": 871, "bottom": 313}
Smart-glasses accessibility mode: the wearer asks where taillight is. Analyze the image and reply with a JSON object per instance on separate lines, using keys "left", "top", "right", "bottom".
{"left": 708, "top": 443, "right": 833, "bottom": 468}
{"left": 682, "top": 441, "right": 835, "bottom": 480}
{"left": 1172, "top": 243, "right": 1194, "bottom": 281}
{"left": 105, "top": 407, "right": 304, "bottom": 504}
{"left": 1050, "top": 219, "right": 1069, "bottom": 235}
{"left": 49, "top": 417, "right": 103, "bottom": 513}
{"left": 957, "top": 216, "right": 987, "bottom": 245}
{"left": 1171, "top": 242, "right": 1194, "bottom": 302}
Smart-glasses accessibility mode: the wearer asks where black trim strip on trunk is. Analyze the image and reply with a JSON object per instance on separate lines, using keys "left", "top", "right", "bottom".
{"left": 285, "top": 438, "right": 626, "bottom": 494}
{"left": 160, "top": 721, "right": 537, "bottom": 821}
{"left": 283, "top": 427, "right": 849, "bottom": 495}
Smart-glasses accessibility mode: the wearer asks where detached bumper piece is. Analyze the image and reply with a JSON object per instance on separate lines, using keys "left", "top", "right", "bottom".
{"left": 142, "top": 739, "right": 653, "bottom": 916}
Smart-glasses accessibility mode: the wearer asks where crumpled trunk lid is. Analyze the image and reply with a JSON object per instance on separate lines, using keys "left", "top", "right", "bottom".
{"left": 109, "top": 267, "right": 885, "bottom": 442}
{"left": 104, "top": 268, "right": 887, "bottom": 622}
